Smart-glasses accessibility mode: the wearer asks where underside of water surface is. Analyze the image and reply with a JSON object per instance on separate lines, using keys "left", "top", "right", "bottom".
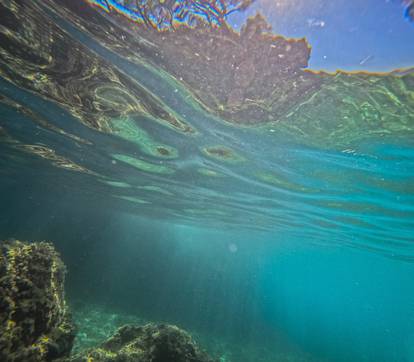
{"left": 0, "top": 0, "right": 414, "bottom": 361}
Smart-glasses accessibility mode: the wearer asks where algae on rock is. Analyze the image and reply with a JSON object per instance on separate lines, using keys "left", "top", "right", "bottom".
{"left": 0, "top": 240, "right": 75, "bottom": 362}
{"left": 68, "top": 323, "right": 216, "bottom": 362}
{"left": 0, "top": 239, "right": 216, "bottom": 362}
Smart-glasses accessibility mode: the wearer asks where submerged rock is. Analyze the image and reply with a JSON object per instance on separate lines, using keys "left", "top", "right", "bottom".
{"left": 68, "top": 323, "right": 216, "bottom": 362}
{"left": 0, "top": 240, "right": 75, "bottom": 362}
{"left": 0, "top": 239, "right": 214, "bottom": 362}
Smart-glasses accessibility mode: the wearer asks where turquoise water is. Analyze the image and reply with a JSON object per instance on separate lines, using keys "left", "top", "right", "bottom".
{"left": 1, "top": 0, "right": 414, "bottom": 361}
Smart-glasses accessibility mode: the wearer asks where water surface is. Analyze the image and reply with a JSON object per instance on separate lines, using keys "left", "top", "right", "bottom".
{"left": 0, "top": 1, "right": 413, "bottom": 361}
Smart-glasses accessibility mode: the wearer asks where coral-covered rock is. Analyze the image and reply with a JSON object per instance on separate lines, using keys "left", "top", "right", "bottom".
{"left": 0, "top": 240, "right": 75, "bottom": 362}
{"left": 69, "top": 323, "right": 216, "bottom": 362}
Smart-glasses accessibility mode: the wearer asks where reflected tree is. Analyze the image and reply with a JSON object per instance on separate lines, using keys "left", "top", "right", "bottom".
{"left": 114, "top": 0, "right": 254, "bottom": 29}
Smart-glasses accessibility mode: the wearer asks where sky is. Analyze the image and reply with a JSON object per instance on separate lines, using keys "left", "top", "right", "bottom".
{"left": 229, "top": 0, "right": 414, "bottom": 72}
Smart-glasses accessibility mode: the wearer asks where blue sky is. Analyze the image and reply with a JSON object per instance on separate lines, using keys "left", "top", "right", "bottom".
{"left": 229, "top": 0, "right": 414, "bottom": 72}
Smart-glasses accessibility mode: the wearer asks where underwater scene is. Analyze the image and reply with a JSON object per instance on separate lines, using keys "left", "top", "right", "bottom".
{"left": 0, "top": 0, "right": 414, "bottom": 361}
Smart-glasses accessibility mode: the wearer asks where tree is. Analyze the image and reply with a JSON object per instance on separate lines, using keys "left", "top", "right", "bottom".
{"left": 107, "top": 0, "right": 255, "bottom": 30}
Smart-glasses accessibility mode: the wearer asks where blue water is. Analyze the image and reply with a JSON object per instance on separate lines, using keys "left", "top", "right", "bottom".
{"left": 2, "top": 196, "right": 414, "bottom": 360}
{"left": 88, "top": 222, "right": 414, "bottom": 362}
